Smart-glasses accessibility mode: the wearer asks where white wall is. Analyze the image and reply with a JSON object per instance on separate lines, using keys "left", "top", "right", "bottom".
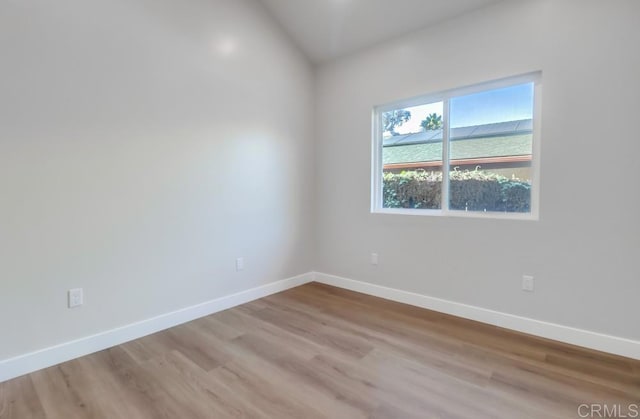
{"left": 0, "top": 0, "right": 315, "bottom": 360}
{"left": 315, "top": 0, "right": 640, "bottom": 341}
{"left": 2, "top": 0, "right": 639, "bottom": 367}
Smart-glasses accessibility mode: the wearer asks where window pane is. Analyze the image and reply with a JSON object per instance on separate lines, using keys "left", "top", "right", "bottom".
{"left": 448, "top": 83, "right": 534, "bottom": 213}
{"left": 382, "top": 102, "right": 443, "bottom": 209}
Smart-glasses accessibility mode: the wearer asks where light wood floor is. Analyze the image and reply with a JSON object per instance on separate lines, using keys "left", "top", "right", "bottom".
{"left": 1, "top": 283, "right": 639, "bottom": 419}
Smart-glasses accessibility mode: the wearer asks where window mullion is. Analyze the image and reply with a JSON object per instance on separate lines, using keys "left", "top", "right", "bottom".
{"left": 441, "top": 98, "right": 451, "bottom": 212}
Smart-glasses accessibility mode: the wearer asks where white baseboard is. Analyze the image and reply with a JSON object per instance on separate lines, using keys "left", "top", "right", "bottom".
{"left": 313, "top": 272, "right": 640, "bottom": 360}
{"left": 0, "top": 273, "right": 313, "bottom": 383}
{"left": 3, "top": 271, "right": 637, "bottom": 383}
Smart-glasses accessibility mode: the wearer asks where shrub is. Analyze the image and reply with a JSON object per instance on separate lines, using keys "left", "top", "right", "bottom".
{"left": 383, "top": 170, "right": 441, "bottom": 209}
{"left": 383, "top": 169, "right": 530, "bottom": 212}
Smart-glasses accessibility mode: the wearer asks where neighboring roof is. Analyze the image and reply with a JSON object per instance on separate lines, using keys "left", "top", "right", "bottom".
{"left": 383, "top": 118, "right": 532, "bottom": 147}
{"left": 383, "top": 134, "right": 532, "bottom": 165}
{"left": 382, "top": 119, "right": 533, "bottom": 165}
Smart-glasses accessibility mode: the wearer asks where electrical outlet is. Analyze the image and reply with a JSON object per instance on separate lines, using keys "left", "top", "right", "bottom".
{"left": 68, "top": 288, "right": 83, "bottom": 308}
{"left": 522, "top": 275, "right": 534, "bottom": 292}
{"left": 370, "top": 253, "right": 379, "bottom": 265}
{"left": 236, "top": 257, "right": 244, "bottom": 271}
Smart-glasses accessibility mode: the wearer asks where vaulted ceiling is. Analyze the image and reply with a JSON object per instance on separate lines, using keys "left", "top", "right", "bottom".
{"left": 258, "top": 0, "right": 503, "bottom": 63}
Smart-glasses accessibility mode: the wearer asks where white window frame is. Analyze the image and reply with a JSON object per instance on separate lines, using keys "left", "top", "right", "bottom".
{"left": 371, "top": 72, "right": 542, "bottom": 220}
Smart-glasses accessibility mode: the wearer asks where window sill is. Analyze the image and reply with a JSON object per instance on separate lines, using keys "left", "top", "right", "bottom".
{"left": 371, "top": 207, "right": 539, "bottom": 221}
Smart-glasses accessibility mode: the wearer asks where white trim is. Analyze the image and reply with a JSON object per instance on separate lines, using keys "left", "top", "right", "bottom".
{"left": 370, "top": 108, "right": 383, "bottom": 212}
{"left": 441, "top": 98, "right": 450, "bottom": 211}
{"left": 0, "top": 273, "right": 313, "bottom": 383}
{"left": 530, "top": 78, "right": 543, "bottom": 220}
{"left": 4, "top": 270, "right": 637, "bottom": 383}
{"left": 313, "top": 272, "right": 640, "bottom": 360}
{"left": 375, "top": 71, "right": 541, "bottom": 113}
{"left": 372, "top": 207, "right": 538, "bottom": 221}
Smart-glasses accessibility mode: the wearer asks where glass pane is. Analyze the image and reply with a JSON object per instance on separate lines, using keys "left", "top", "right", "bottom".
{"left": 382, "top": 102, "right": 443, "bottom": 209}
{"left": 449, "top": 83, "right": 534, "bottom": 213}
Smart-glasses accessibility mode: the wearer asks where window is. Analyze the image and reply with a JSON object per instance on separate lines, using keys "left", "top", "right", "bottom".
{"left": 372, "top": 73, "right": 541, "bottom": 219}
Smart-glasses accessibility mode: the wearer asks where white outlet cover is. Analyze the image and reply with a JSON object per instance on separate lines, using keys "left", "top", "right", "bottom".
{"left": 68, "top": 288, "right": 83, "bottom": 308}
{"left": 522, "top": 275, "right": 534, "bottom": 292}
{"left": 370, "top": 253, "right": 379, "bottom": 265}
{"left": 236, "top": 257, "right": 245, "bottom": 271}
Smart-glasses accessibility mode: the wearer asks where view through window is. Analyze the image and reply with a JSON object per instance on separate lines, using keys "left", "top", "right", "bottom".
{"left": 375, "top": 74, "right": 539, "bottom": 218}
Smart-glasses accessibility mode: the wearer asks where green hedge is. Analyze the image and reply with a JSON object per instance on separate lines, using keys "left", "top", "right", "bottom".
{"left": 383, "top": 170, "right": 531, "bottom": 212}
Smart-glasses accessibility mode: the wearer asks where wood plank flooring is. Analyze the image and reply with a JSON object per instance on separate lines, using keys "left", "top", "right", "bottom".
{"left": 1, "top": 282, "right": 639, "bottom": 418}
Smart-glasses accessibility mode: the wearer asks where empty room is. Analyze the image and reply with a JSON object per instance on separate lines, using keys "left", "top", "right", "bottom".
{"left": 1, "top": 0, "right": 639, "bottom": 418}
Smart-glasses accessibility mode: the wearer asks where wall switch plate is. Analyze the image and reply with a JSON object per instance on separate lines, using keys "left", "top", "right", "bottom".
{"left": 68, "top": 288, "right": 83, "bottom": 308}
{"left": 370, "top": 253, "right": 379, "bottom": 265}
{"left": 236, "top": 257, "right": 244, "bottom": 271}
{"left": 522, "top": 275, "right": 534, "bottom": 292}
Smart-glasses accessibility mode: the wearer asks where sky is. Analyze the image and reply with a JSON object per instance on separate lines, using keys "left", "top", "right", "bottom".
{"left": 393, "top": 83, "right": 533, "bottom": 135}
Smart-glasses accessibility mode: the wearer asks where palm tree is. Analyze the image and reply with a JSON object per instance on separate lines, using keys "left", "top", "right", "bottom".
{"left": 420, "top": 113, "right": 443, "bottom": 131}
